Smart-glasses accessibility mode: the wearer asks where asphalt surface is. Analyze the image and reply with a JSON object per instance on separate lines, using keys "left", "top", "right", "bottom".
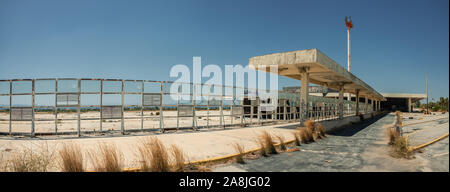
{"left": 416, "top": 137, "right": 449, "bottom": 172}
{"left": 213, "top": 113, "right": 449, "bottom": 172}
{"left": 403, "top": 114, "right": 449, "bottom": 172}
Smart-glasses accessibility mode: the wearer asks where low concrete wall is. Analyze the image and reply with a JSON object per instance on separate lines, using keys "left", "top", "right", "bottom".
{"left": 320, "top": 112, "right": 383, "bottom": 133}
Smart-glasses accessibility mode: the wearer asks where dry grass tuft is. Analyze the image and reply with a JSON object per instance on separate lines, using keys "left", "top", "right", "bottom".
{"left": 233, "top": 143, "right": 246, "bottom": 164}
{"left": 275, "top": 135, "right": 287, "bottom": 151}
{"left": 297, "top": 128, "right": 309, "bottom": 144}
{"left": 136, "top": 137, "right": 170, "bottom": 172}
{"left": 395, "top": 110, "right": 402, "bottom": 117}
{"left": 391, "top": 135, "right": 413, "bottom": 159}
{"left": 0, "top": 150, "right": 6, "bottom": 172}
{"left": 88, "top": 142, "right": 123, "bottom": 172}
{"left": 58, "top": 142, "right": 84, "bottom": 172}
{"left": 292, "top": 131, "right": 301, "bottom": 146}
{"left": 7, "top": 142, "right": 55, "bottom": 172}
{"left": 316, "top": 123, "right": 326, "bottom": 139}
{"left": 387, "top": 127, "right": 414, "bottom": 159}
{"left": 256, "top": 137, "right": 268, "bottom": 157}
{"left": 304, "top": 119, "right": 315, "bottom": 131}
{"left": 170, "top": 144, "right": 186, "bottom": 171}
{"left": 305, "top": 119, "right": 317, "bottom": 141}
{"left": 260, "top": 131, "right": 278, "bottom": 155}
{"left": 299, "top": 127, "right": 314, "bottom": 143}
{"left": 387, "top": 127, "right": 400, "bottom": 145}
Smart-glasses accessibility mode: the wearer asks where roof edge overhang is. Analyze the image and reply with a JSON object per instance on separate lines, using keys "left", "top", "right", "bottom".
{"left": 249, "top": 48, "right": 386, "bottom": 101}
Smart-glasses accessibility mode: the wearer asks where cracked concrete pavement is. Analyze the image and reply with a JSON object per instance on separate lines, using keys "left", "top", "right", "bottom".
{"left": 213, "top": 113, "right": 449, "bottom": 172}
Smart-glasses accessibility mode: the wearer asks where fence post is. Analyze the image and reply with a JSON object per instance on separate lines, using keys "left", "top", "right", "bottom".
{"left": 220, "top": 85, "right": 223, "bottom": 129}
{"left": 193, "top": 83, "right": 197, "bottom": 131}
{"left": 9, "top": 80, "right": 12, "bottom": 136}
{"left": 176, "top": 83, "right": 180, "bottom": 131}
{"left": 55, "top": 79, "right": 58, "bottom": 135}
{"left": 100, "top": 79, "right": 103, "bottom": 132}
{"left": 121, "top": 80, "right": 124, "bottom": 135}
{"left": 206, "top": 84, "right": 210, "bottom": 129}
{"left": 159, "top": 81, "right": 164, "bottom": 133}
{"left": 141, "top": 80, "right": 144, "bottom": 130}
{"left": 77, "top": 79, "right": 81, "bottom": 137}
{"left": 31, "top": 79, "right": 35, "bottom": 137}
{"left": 257, "top": 97, "right": 261, "bottom": 125}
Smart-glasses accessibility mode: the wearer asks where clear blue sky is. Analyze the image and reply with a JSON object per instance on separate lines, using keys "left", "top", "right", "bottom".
{"left": 0, "top": 0, "right": 448, "bottom": 102}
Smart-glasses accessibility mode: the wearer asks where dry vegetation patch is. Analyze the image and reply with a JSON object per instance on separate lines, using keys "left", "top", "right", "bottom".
{"left": 58, "top": 142, "right": 84, "bottom": 172}
{"left": 296, "top": 120, "right": 326, "bottom": 144}
{"left": 292, "top": 131, "right": 301, "bottom": 146}
{"left": 136, "top": 137, "right": 170, "bottom": 172}
{"left": 275, "top": 135, "right": 287, "bottom": 151}
{"left": 87, "top": 142, "right": 124, "bottom": 172}
{"left": 170, "top": 144, "right": 186, "bottom": 171}
{"left": 233, "top": 143, "right": 246, "bottom": 164}
{"left": 260, "top": 131, "right": 278, "bottom": 155}
{"left": 5, "top": 142, "right": 55, "bottom": 172}
{"left": 387, "top": 127, "right": 414, "bottom": 159}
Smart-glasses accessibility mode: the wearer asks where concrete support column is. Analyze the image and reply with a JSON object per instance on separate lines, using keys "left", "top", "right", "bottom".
{"left": 338, "top": 85, "right": 344, "bottom": 119}
{"left": 373, "top": 100, "right": 376, "bottom": 111}
{"left": 300, "top": 67, "right": 309, "bottom": 124}
{"left": 355, "top": 90, "right": 360, "bottom": 116}
{"left": 375, "top": 100, "right": 378, "bottom": 111}
{"left": 364, "top": 97, "right": 368, "bottom": 114}
{"left": 408, "top": 98, "right": 412, "bottom": 113}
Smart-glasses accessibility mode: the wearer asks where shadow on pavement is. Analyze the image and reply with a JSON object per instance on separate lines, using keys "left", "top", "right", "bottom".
{"left": 328, "top": 113, "right": 389, "bottom": 136}
{"left": 274, "top": 113, "right": 389, "bottom": 137}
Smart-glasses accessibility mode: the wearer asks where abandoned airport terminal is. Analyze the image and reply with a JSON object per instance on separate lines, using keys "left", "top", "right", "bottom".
{"left": 0, "top": 0, "right": 449, "bottom": 178}
{"left": 0, "top": 49, "right": 428, "bottom": 136}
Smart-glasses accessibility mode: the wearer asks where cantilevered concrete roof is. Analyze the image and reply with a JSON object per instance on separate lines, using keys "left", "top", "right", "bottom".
{"left": 249, "top": 48, "right": 386, "bottom": 101}
{"left": 382, "top": 93, "right": 426, "bottom": 102}
{"left": 310, "top": 92, "right": 426, "bottom": 102}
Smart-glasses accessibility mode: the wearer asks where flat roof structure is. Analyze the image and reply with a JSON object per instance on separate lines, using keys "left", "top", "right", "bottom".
{"left": 381, "top": 93, "right": 426, "bottom": 102}
{"left": 308, "top": 92, "right": 426, "bottom": 102}
{"left": 311, "top": 92, "right": 426, "bottom": 112}
{"left": 249, "top": 48, "right": 386, "bottom": 101}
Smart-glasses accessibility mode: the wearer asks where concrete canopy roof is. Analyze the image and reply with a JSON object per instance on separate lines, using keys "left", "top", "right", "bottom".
{"left": 249, "top": 48, "right": 386, "bottom": 101}
{"left": 382, "top": 93, "right": 426, "bottom": 102}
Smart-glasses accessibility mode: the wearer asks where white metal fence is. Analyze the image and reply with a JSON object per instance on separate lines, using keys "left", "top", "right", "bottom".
{"left": 0, "top": 78, "right": 370, "bottom": 136}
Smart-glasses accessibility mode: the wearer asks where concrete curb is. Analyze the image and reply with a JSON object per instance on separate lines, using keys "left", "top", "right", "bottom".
{"left": 404, "top": 117, "right": 448, "bottom": 137}
{"left": 121, "top": 138, "right": 298, "bottom": 172}
{"left": 409, "top": 133, "right": 449, "bottom": 151}
{"left": 402, "top": 117, "right": 448, "bottom": 151}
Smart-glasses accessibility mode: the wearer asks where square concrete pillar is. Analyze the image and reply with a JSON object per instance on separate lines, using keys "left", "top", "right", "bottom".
{"left": 355, "top": 90, "right": 360, "bottom": 116}
{"left": 300, "top": 68, "right": 309, "bottom": 124}
{"left": 373, "top": 100, "right": 376, "bottom": 111}
{"left": 365, "top": 97, "right": 368, "bottom": 113}
{"left": 338, "top": 86, "right": 344, "bottom": 119}
{"left": 408, "top": 98, "right": 412, "bottom": 113}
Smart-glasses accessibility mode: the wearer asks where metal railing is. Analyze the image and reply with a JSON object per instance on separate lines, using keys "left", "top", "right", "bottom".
{"left": 0, "top": 78, "right": 368, "bottom": 136}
